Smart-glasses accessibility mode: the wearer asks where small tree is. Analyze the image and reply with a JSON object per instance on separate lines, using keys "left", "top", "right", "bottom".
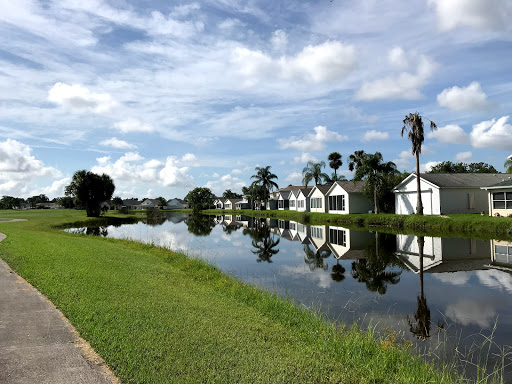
{"left": 157, "top": 196, "right": 167, "bottom": 208}
{"left": 186, "top": 187, "right": 215, "bottom": 212}
{"left": 112, "top": 196, "right": 123, "bottom": 210}
{"left": 65, "top": 170, "right": 115, "bottom": 217}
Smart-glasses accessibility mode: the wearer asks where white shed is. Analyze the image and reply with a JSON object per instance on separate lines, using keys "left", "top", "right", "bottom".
{"left": 307, "top": 185, "right": 330, "bottom": 213}
{"left": 393, "top": 173, "right": 511, "bottom": 215}
{"left": 325, "top": 180, "right": 373, "bottom": 214}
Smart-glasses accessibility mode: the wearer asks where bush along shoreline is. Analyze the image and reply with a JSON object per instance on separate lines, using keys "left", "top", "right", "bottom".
{"left": 0, "top": 209, "right": 465, "bottom": 383}
{"left": 202, "top": 209, "right": 512, "bottom": 240}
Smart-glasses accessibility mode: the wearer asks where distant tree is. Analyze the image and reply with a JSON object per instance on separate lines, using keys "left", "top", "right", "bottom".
{"left": 157, "top": 196, "right": 167, "bottom": 207}
{"left": 428, "top": 161, "right": 497, "bottom": 173}
{"left": 302, "top": 161, "right": 329, "bottom": 186}
{"left": 242, "top": 184, "right": 266, "bottom": 209}
{"left": 112, "top": 196, "right": 123, "bottom": 209}
{"left": 0, "top": 196, "right": 23, "bottom": 209}
{"left": 348, "top": 150, "right": 366, "bottom": 176}
{"left": 505, "top": 156, "right": 512, "bottom": 173}
{"left": 222, "top": 189, "right": 242, "bottom": 199}
{"left": 324, "top": 172, "right": 346, "bottom": 184}
{"left": 27, "top": 194, "right": 49, "bottom": 208}
{"left": 355, "top": 152, "right": 398, "bottom": 214}
{"left": 185, "top": 214, "right": 215, "bottom": 236}
{"left": 328, "top": 152, "right": 343, "bottom": 178}
{"left": 55, "top": 196, "right": 75, "bottom": 209}
{"left": 65, "top": 170, "right": 115, "bottom": 217}
{"left": 186, "top": 187, "right": 215, "bottom": 212}
{"left": 402, "top": 113, "right": 437, "bottom": 215}
{"left": 250, "top": 166, "right": 279, "bottom": 207}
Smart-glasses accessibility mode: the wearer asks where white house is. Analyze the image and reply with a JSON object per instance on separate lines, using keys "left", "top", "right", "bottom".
{"left": 307, "top": 185, "right": 331, "bottom": 213}
{"left": 122, "top": 199, "right": 142, "bottom": 210}
{"left": 141, "top": 199, "right": 162, "bottom": 209}
{"left": 481, "top": 179, "right": 512, "bottom": 217}
{"left": 393, "top": 173, "right": 512, "bottom": 215}
{"left": 213, "top": 198, "right": 224, "bottom": 209}
{"left": 296, "top": 187, "right": 312, "bottom": 212}
{"left": 278, "top": 191, "right": 291, "bottom": 210}
{"left": 224, "top": 198, "right": 242, "bottom": 210}
{"left": 235, "top": 198, "right": 251, "bottom": 210}
{"left": 325, "top": 181, "right": 373, "bottom": 214}
{"left": 327, "top": 226, "right": 373, "bottom": 259}
{"left": 167, "top": 198, "right": 189, "bottom": 209}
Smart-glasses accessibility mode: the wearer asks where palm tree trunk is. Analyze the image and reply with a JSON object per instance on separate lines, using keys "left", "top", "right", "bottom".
{"left": 416, "top": 153, "right": 423, "bottom": 215}
{"left": 374, "top": 186, "right": 379, "bottom": 214}
{"left": 417, "top": 236, "right": 424, "bottom": 298}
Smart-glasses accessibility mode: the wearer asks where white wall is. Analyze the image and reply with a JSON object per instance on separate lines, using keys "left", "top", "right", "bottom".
{"left": 296, "top": 192, "right": 309, "bottom": 212}
{"left": 326, "top": 184, "right": 348, "bottom": 214}
{"left": 394, "top": 177, "right": 440, "bottom": 215}
{"left": 440, "top": 188, "right": 488, "bottom": 214}
{"left": 309, "top": 188, "right": 326, "bottom": 213}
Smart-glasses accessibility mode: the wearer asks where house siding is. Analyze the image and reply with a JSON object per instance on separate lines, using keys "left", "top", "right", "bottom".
{"left": 439, "top": 188, "right": 488, "bottom": 214}
{"left": 309, "top": 188, "right": 327, "bottom": 213}
{"left": 394, "top": 177, "right": 441, "bottom": 215}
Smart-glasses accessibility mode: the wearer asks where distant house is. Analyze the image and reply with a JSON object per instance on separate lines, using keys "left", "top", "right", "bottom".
{"left": 122, "top": 199, "right": 142, "bottom": 210}
{"left": 307, "top": 185, "right": 331, "bottom": 213}
{"left": 394, "top": 173, "right": 512, "bottom": 215}
{"left": 36, "top": 202, "right": 63, "bottom": 209}
{"left": 481, "top": 178, "right": 512, "bottom": 217}
{"left": 141, "top": 199, "right": 161, "bottom": 209}
{"left": 325, "top": 181, "right": 373, "bottom": 214}
{"left": 167, "top": 198, "right": 189, "bottom": 209}
{"left": 296, "top": 188, "right": 312, "bottom": 212}
{"left": 235, "top": 198, "right": 251, "bottom": 210}
{"left": 224, "top": 198, "right": 242, "bottom": 210}
{"left": 212, "top": 198, "right": 224, "bottom": 209}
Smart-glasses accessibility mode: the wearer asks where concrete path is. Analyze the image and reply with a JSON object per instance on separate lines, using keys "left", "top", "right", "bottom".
{"left": 0, "top": 225, "right": 119, "bottom": 384}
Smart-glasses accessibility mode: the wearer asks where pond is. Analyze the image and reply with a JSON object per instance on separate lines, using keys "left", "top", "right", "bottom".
{"left": 66, "top": 213, "right": 512, "bottom": 381}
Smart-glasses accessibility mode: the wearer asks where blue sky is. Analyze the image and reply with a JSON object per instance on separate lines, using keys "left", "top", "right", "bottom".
{"left": 1, "top": 0, "right": 512, "bottom": 199}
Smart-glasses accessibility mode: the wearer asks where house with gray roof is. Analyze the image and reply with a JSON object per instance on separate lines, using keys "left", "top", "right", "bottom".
{"left": 481, "top": 178, "right": 512, "bottom": 217}
{"left": 325, "top": 180, "right": 373, "bottom": 214}
{"left": 307, "top": 184, "right": 332, "bottom": 213}
{"left": 394, "top": 173, "right": 512, "bottom": 215}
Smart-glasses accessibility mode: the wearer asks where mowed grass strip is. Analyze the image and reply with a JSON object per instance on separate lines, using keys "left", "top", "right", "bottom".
{"left": 0, "top": 210, "right": 459, "bottom": 383}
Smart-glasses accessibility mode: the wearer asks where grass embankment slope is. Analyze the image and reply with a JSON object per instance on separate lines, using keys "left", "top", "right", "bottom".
{"left": 205, "top": 209, "right": 512, "bottom": 240}
{"left": 0, "top": 210, "right": 458, "bottom": 384}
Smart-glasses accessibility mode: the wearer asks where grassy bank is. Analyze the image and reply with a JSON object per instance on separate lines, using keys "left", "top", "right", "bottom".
{"left": 0, "top": 209, "right": 461, "bottom": 383}
{"left": 203, "top": 209, "right": 512, "bottom": 240}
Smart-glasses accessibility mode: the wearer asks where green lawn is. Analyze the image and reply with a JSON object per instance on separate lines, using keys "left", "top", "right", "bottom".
{"left": 0, "top": 209, "right": 461, "bottom": 383}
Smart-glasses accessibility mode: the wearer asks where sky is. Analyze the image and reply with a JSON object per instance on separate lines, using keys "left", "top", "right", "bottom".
{"left": 1, "top": 0, "right": 512, "bottom": 200}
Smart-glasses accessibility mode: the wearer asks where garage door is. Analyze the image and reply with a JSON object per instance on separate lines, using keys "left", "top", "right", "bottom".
{"left": 396, "top": 192, "right": 432, "bottom": 215}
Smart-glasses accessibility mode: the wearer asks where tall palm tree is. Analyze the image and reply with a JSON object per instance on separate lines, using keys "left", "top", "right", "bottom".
{"left": 302, "top": 161, "right": 330, "bottom": 186}
{"left": 354, "top": 152, "right": 398, "bottom": 214}
{"left": 251, "top": 228, "right": 280, "bottom": 263}
{"left": 328, "top": 152, "right": 343, "bottom": 178}
{"left": 348, "top": 150, "right": 366, "bottom": 177}
{"left": 504, "top": 156, "right": 512, "bottom": 173}
{"left": 402, "top": 112, "right": 437, "bottom": 215}
{"left": 250, "top": 166, "right": 279, "bottom": 208}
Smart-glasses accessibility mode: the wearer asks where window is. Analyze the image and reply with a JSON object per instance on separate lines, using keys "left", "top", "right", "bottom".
{"left": 329, "top": 228, "right": 346, "bottom": 246}
{"left": 495, "top": 245, "right": 512, "bottom": 265}
{"left": 225, "top": 203, "right": 231, "bottom": 209}
{"left": 298, "top": 200, "right": 304, "bottom": 208}
{"left": 290, "top": 200, "right": 295, "bottom": 207}
{"left": 311, "top": 197, "right": 323, "bottom": 209}
{"left": 311, "top": 226, "right": 323, "bottom": 239}
{"left": 278, "top": 200, "right": 284, "bottom": 208}
{"left": 492, "top": 192, "right": 512, "bottom": 209}
{"left": 289, "top": 222, "right": 296, "bottom": 230}
{"left": 328, "top": 195, "right": 345, "bottom": 211}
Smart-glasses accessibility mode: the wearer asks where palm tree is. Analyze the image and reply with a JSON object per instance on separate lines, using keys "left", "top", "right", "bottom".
{"left": 303, "top": 243, "right": 331, "bottom": 271}
{"left": 504, "top": 156, "right": 512, "bottom": 173}
{"left": 251, "top": 228, "right": 280, "bottom": 263}
{"left": 402, "top": 113, "right": 437, "bottom": 215}
{"left": 325, "top": 172, "right": 347, "bottom": 184}
{"left": 331, "top": 259, "right": 346, "bottom": 282}
{"left": 354, "top": 152, "right": 398, "bottom": 213}
{"left": 302, "top": 161, "right": 330, "bottom": 186}
{"left": 328, "top": 152, "right": 343, "bottom": 178}
{"left": 347, "top": 150, "right": 366, "bottom": 177}
{"left": 250, "top": 166, "right": 279, "bottom": 208}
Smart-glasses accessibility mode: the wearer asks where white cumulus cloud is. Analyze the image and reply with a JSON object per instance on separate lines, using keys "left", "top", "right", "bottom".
{"left": 356, "top": 55, "right": 437, "bottom": 100}
{"left": 279, "top": 126, "right": 348, "bottom": 151}
{"left": 99, "top": 137, "right": 136, "bottom": 149}
{"left": 48, "top": 82, "right": 116, "bottom": 114}
{"left": 114, "top": 119, "right": 155, "bottom": 133}
{"left": 271, "top": 29, "right": 288, "bottom": 50}
{"left": 427, "top": 124, "right": 469, "bottom": 144}
{"left": 455, "top": 151, "right": 472, "bottom": 162}
{"left": 205, "top": 174, "right": 246, "bottom": 195}
{"left": 388, "top": 47, "right": 409, "bottom": 68}
{"left": 285, "top": 171, "right": 303, "bottom": 185}
{"left": 361, "top": 130, "right": 389, "bottom": 142}
{"left": 470, "top": 116, "right": 512, "bottom": 150}
{"left": 420, "top": 161, "right": 441, "bottom": 173}
{"left": 437, "top": 82, "right": 490, "bottom": 111}
{"left": 292, "top": 152, "right": 319, "bottom": 164}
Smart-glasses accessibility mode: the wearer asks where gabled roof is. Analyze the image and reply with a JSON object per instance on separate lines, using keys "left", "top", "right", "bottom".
{"left": 327, "top": 180, "right": 365, "bottom": 195}
{"left": 276, "top": 185, "right": 304, "bottom": 192}
{"left": 224, "top": 198, "right": 242, "bottom": 204}
{"left": 122, "top": 199, "right": 140, "bottom": 206}
{"left": 278, "top": 191, "right": 291, "bottom": 199}
{"left": 395, "top": 173, "right": 512, "bottom": 190}
{"left": 298, "top": 187, "right": 313, "bottom": 197}
{"left": 307, "top": 184, "right": 332, "bottom": 197}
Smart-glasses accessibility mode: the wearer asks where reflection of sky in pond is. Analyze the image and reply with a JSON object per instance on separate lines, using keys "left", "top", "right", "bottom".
{"left": 66, "top": 213, "right": 512, "bottom": 379}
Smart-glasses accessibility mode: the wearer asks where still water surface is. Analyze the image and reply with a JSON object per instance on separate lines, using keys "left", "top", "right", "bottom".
{"left": 67, "top": 213, "right": 512, "bottom": 380}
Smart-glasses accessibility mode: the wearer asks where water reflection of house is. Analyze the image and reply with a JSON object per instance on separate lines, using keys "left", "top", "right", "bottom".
{"left": 327, "top": 226, "right": 374, "bottom": 260}
{"left": 307, "top": 225, "right": 330, "bottom": 252}
{"left": 395, "top": 235, "right": 490, "bottom": 273}
{"left": 490, "top": 240, "right": 512, "bottom": 270}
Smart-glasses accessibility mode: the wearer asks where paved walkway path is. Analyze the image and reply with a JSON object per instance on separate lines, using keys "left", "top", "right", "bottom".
{"left": 0, "top": 221, "right": 119, "bottom": 384}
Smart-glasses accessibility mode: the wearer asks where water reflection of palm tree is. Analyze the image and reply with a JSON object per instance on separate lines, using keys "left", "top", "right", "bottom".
{"left": 407, "top": 236, "right": 431, "bottom": 340}
{"left": 350, "top": 232, "right": 402, "bottom": 295}
{"left": 331, "top": 259, "right": 346, "bottom": 282}
{"left": 304, "top": 243, "right": 331, "bottom": 271}
{"left": 251, "top": 228, "right": 280, "bottom": 263}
